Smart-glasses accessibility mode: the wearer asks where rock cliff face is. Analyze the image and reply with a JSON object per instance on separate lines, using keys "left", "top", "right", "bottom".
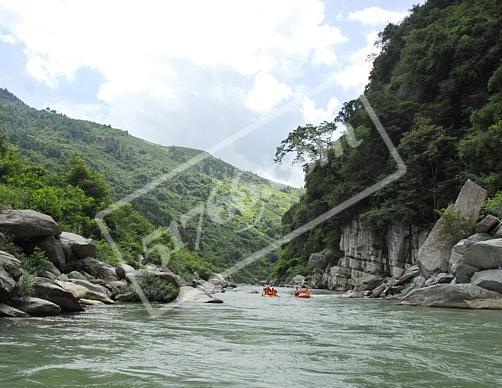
{"left": 310, "top": 221, "right": 428, "bottom": 290}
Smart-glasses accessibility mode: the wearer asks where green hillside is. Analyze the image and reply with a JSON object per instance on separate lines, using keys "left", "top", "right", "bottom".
{"left": 273, "top": 0, "right": 502, "bottom": 280}
{"left": 0, "top": 89, "right": 301, "bottom": 281}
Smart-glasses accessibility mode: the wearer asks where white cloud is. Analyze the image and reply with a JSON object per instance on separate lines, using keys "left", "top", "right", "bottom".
{"left": 347, "top": 6, "right": 408, "bottom": 25}
{"left": 333, "top": 30, "right": 379, "bottom": 92}
{"left": 300, "top": 96, "right": 340, "bottom": 124}
{"left": 245, "top": 73, "right": 292, "bottom": 113}
{"left": 0, "top": 33, "right": 15, "bottom": 44}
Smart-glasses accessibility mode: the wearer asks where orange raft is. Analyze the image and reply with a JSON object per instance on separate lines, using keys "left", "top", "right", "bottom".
{"left": 294, "top": 290, "right": 312, "bottom": 298}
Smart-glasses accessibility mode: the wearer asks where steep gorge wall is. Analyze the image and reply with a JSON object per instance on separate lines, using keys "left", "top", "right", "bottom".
{"left": 310, "top": 221, "right": 428, "bottom": 290}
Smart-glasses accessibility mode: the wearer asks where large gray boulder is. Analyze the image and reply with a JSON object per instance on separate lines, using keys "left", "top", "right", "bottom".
{"left": 70, "top": 258, "right": 118, "bottom": 281}
{"left": 69, "top": 278, "right": 110, "bottom": 295}
{"left": 417, "top": 180, "right": 487, "bottom": 278}
{"left": 36, "top": 236, "right": 65, "bottom": 269}
{"left": 401, "top": 283, "right": 502, "bottom": 309}
{"left": 456, "top": 239, "right": 502, "bottom": 282}
{"left": 31, "top": 277, "right": 83, "bottom": 312}
{"left": 10, "top": 297, "right": 61, "bottom": 316}
{"left": 449, "top": 233, "right": 492, "bottom": 274}
{"left": 175, "top": 286, "right": 223, "bottom": 304}
{"left": 115, "top": 263, "right": 136, "bottom": 280}
{"left": 471, "top": 269, "right": 502, "bottom": 294}
{"left": 0, "top": 210, "right": 60, "bottom": 239}
{"left": 0, "top": 303, "right": 29, "bottom": 317}
{"left": 0, "top": 251, "right": 22, "bottom": 300}
{"left": 59, "top": 232, "right": 97, "bottom": 261}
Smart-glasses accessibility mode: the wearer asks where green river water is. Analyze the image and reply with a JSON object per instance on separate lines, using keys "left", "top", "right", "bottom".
{"left": 1, "top": 286, "right": 501, "bottom": 387}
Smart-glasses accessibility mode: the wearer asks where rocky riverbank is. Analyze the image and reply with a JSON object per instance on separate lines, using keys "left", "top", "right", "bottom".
{"left": 293, "top": 180, "right": 502, "bottom": 309}
{"left": 0, "top": 210, "right": 229, "bottom": 318}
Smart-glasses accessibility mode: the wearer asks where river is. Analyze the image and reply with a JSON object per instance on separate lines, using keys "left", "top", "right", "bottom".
{"left": 1, "top": 286, "right": 501, "bottom": 387}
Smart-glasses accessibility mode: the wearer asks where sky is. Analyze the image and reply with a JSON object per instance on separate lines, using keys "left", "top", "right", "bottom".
{"left": 0, "top": 0, "right": 423, "bottom": 187}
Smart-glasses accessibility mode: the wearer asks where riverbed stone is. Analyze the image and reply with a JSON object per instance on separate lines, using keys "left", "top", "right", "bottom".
{"left": 10, "top": 297, "right": 61, "bottom": 316}
{"left": 0, "top": 303, "right": 29, "bottom": 317}
{"left": 60, "top": 232, "right": 97, "bottom": 261}
{"left": 417, "top": 180, "right": 487, "bottom": 278}
{"left": 456, "top": 239, "right": 502, "bottom": 282}
{"left": 32, "top": 277, "right": 83, "bottom": 312}
{"left": 401, "top": 284, "right": 502, "bottom": 308}
{"left": 471, "top": 269, "right": 502, "bottom": 294}
{"left": 0, "top": 210, "right": 61, "bottom": 239}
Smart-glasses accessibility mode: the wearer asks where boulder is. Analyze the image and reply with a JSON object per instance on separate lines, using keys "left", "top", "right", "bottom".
{"left": 357, "top": 276, "right": 385, "bottom": 291}
{"left": 10, "top": 297, "right": 61, "bottom": 316}
{"left": 67, "top": 271, "right": 88, "bottom": 281}
{"left": 36, "top": 236, "right": 65, "bottom": 269}
{"left": 341, "top": 289, "right": 365, "bottom": 298}
{"left": 58, "top": 274, "right": 69, "bottom": 281}
{"left": 417, "top": 180, "right": 487, "bottom": 278}
{"left": 103, "top": 280, "right": 127, "bottom": 292}
{"left": 449, "top": 233, "right": 492, "bottom": 274}
{"left": 60, "top": 232, "right": 97, "bottom": 261}
{"left": 394, "top": 265, "right": 420, "bottom": 286}
{"left": 0, "top": 303, "right": 29, "bottom": 317}
{"left": 208, "top": 273, "right": 228, "bottom": 288}
{"left": 456, "top": 239, "right": 502, "bottom": 282}
{"left": 0, "top": 210, "right": 60, "bottom": 239}
{"left": 476, "top": 215, "right": 500, "bottom": 234}
{"left": 70, "top": 258, "right": 118, "bottom": 281}
{"left": 308, "top": 253, "right": 328, "bottom": 270}
{"left": 471, "top": 269, "right": 502, "bottom": 294}
{"left": 69, "top": 278, "right": 110, "bottom": 295}
{"left": 55, "top": 280, "right": 114, "bottom": 304}
{"left": 115, "top": 263, "right": 136, "bottom": 280}
{"left": 0, "top": 251, "right": 22, "bottom": 300}
{"left": 424, "top": 273, "right": 454, "bottom": 287}
{"left": 42, "top": 270, "right": 58, "bottom": 280}
{"left": 496, "top": 224, "right": 502, "bottom": 238}
{"left": 369, "top": 284, "right": 387, "bottom": 298}
{"left": 291, "top": 275, "right": 306, "bottom": 285}
{"left": 401, "top": 284, "right": 502, "bottom": 308}
{"left": 31, "top": 277, "right": 83, "bottom": 312}
{"left": 175, "top": 286, "right": 223, "bottom": 304}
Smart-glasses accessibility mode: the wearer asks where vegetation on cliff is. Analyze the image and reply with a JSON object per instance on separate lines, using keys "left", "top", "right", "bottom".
{"left": 273, "top": 0, "right": 502, "bottom": 280}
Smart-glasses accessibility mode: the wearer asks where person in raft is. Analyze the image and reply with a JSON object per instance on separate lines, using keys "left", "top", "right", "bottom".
{"left": 294, "top": 287, "right": 300, "bottom": 297}
{"left": 300, "top": 285, "right": 311, "bottom": 297}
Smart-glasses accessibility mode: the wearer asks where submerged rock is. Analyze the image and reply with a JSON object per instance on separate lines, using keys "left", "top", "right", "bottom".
{"left": 10, "top": 297, "right": 61, "bottom": 316}
{"left": 401, "top": 284, "right": 502, "bottom": 309}
{"left": 0, "top": 210, "right": 61, "bottom": 239}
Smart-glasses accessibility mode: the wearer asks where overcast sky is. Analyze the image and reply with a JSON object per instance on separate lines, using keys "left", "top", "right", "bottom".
{"left": 0, "top": 0, "right": 422, "bottom": 187}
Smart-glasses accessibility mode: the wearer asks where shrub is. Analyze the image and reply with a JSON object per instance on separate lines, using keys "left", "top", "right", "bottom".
{"left": 17, "top": 273, "right": 34, "bottom": 297}
{"left": 21, "top": 248, "right": 53, "bottom": 276}
{"left": 117, "top": 272, "right": 179, "bottom": 303}
{"left": 484, "top": 191, "right": 502, "bottom": 217}
{"left": 436, "top": 207, "right": 476, "bottom": 244}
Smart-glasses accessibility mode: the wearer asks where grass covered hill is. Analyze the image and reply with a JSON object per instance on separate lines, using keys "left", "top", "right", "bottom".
{"left": 0, "top": 89, "right": 301, "bottom": 281}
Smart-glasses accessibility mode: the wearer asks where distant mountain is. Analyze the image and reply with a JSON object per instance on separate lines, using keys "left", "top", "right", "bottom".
{"left": 0, "top": 88, "right": 302, "bottom": 281}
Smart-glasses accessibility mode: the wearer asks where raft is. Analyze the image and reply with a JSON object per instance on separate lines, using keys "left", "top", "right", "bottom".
{"left": 295, "top": 293, "right": 311, "bottom": 299}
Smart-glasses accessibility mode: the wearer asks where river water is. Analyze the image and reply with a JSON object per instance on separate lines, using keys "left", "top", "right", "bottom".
{"left": 1, "top": 286, "right": 501, "bottom": 387}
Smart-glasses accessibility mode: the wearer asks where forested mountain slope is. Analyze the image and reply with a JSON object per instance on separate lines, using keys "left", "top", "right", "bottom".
{"left": 273, "top": 0, "right": 502, "bottom": 280}
{"left": 0, "top": 89, "right": 301, "bottom": 281}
